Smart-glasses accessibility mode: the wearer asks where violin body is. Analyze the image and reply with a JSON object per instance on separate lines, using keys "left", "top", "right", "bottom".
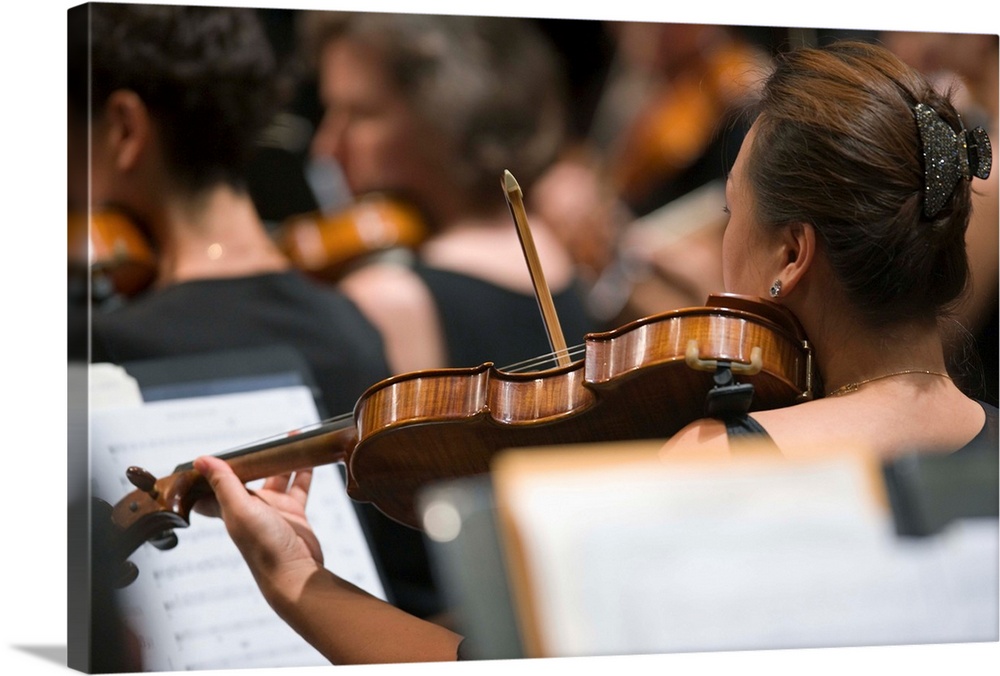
{"left": 347, "top": 293, "right": 814, "bottom": 526}
{"left": 68, "top": 210, "right": 156, "bottom": 299}
{"left": 276, "top": 194, "right": 427, "bottom": 281}
{"left": 610, "top": 39, "right": 764, "bottom": 211}
{"left": 108, "top": 293, "right": 816, "bottom": 579}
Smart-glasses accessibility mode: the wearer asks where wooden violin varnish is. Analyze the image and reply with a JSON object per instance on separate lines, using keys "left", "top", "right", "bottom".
{"left": 69, "top": 210, "right": 157, "bottom": 299}
{"left": 103, "top": 171, "right": 817, "bottom": 582}
{"left": 276, "top": 193, "right": 428, "bottom": 281}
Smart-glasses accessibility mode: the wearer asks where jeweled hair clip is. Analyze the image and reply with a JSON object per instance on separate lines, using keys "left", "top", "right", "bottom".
{"left": 914, "top": 102, "right": 992, "bottom": 218}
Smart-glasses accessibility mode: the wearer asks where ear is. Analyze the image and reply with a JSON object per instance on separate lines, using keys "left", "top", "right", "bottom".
{"left": 772, "top": 221, "right": 815, "bottom": 297}
{"left": 101, "top": 90, "right": 152, "bottom": 173}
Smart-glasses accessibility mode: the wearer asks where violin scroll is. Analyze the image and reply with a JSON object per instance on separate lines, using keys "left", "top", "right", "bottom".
{"left": 105, "top": 422, "right": 358, "bottom": 584}
{"left": 107, "top": 466, "right": 208, "bottom": 585}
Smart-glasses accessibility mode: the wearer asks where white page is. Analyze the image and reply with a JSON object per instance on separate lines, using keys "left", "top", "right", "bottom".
{"left": 89, "top": 386, "right": 386, "bottom": 671}
{"left": 502, "top": 455, "right": 998, "bottom": 657}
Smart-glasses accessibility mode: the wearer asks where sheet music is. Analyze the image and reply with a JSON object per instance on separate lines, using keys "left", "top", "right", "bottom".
{"left": 497, "top": 451, "right": 998, "bottom": 658}
{"left": 89, "top": 385, "right": 386, "bottom": 671}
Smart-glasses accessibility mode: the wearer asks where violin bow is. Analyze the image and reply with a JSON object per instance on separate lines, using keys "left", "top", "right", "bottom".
{"left": 502, "top": 170, "right": 573, "bottom": 368}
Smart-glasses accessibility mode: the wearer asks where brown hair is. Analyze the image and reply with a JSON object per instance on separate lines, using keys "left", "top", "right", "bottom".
{"left": 298, "top": 11, "right": 568, "bottom": 212}
{"left": 749, "top": 40, "right": 973, "bottom": 327}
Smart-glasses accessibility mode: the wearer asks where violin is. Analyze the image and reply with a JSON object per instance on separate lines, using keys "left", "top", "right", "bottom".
{"left": 106, "top": 292, "right": 817, "bottom": 583}
{"left": 608, "top": 36, "right": 764, "bottom": 210}
{"left": 68, "top": 210, "right": 156, "bottom": 300}
{"left": 275, "top": 193, "right": 428, "bottom": 281}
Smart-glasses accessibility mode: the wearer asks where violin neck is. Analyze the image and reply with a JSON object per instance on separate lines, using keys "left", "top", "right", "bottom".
{"left": 175, "top": 419, "right": 357, "bottom": 483}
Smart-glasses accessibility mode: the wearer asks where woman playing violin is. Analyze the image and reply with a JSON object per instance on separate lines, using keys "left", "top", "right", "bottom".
{"left": 665, "top": 41, "right": 996, "bottom": 458}
{"left": 194, "top": 39, "right": 996, "bottom": 664}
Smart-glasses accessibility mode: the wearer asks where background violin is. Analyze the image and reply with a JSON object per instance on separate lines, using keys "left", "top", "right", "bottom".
{"left": 275, "top": 193, "right": 428, "bottom": 282}
{"left": 106, "top": 292, "right": 817, "bottom": 584}
{"left": 594, "top": 24, "right": 766, "bottom": 217}
{"left": 68, "top": 210, "right": 157, "bottom": 301}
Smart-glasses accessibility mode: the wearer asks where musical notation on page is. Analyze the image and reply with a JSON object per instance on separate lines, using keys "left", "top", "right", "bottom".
{"left": 89, "top": 384, "right": 385, "bottom": 671}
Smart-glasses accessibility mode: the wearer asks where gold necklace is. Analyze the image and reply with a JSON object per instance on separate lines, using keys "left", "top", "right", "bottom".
{"left": 826, "top": 369, "right": 952, "bottom": 398}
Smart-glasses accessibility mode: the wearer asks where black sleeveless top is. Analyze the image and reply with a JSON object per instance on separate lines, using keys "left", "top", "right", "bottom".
{"left": 412, "top": 262, "right": 599, "bottom": 369}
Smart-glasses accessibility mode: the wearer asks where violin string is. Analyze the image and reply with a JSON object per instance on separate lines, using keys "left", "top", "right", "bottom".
{"left": 503, "top": 343, "right": 586, "bottom": 373}
{"left": 205, "top": 341, "right": 588, "bottom": 461}
{"left": 216, "top": 411, "right": 355, "bottom": 455}
{"left": 515, "top": 344, "right": 586, "bottom": 371}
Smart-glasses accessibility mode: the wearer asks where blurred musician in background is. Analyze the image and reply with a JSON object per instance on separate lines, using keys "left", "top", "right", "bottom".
{"left": 79, "top": 4, "right": 391, "bottom": 418}
{"left": 533, "top": 22, "right": 773, "bottom": 326}
{"left": 275, "top": 10, "right": 604, "bottom": 625}
{"left": 73, "top": 8, "right": 401, "bottom": 665}
{"left": 590, "top": 22, "right": 770, "bottom": 217}
{"left": 294, "top": 11, "right": 599, "bottom": 376}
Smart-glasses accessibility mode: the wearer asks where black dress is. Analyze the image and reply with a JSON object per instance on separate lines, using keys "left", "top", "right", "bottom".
{"left": 91, "top": 271, "right": 391, "bottom": 416}
{"left": 413, "top": 262, "right": 599, "bottom": 369}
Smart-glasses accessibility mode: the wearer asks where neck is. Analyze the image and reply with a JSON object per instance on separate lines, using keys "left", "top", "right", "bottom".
{"left": 780, "top": 258, "right": 951, "bottom": 397}
{"left": 420, "top": 189, "right": 493, "bottom": 233}
{"left": 810, "top": 314, "right": 949, "bottom": 397}
{"left": 151, "top": 184, "right": 290, "bottom": 287}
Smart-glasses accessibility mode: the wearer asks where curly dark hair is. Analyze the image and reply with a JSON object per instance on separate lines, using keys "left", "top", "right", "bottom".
{"left": 74, "top": 3, "right": 280, "bottom": 193}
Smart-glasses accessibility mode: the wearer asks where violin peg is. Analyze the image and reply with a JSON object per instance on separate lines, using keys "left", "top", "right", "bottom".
{"left": 126, "top": 466, "right": 159, "bottom": 495}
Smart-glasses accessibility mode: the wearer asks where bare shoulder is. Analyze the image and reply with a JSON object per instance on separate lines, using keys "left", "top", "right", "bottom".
{"left": 748, "top": 391, "right": 987, "bottom": 459}
{"left": 338, "top": 262, "right": 446, "bottom": 373}
{"left": 658, "top": 417, "right": 732, "bottom": 460}
{"left": 659, "top": 388, "right": 987, "bottom": 464}
{"left": 339, "top": 262, "right": 434, "bottom": 310}
{"left": 659, "top": 403, "right": 834, "bottom": 461}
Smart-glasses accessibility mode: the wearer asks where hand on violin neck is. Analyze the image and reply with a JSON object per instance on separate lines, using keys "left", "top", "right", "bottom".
{"left": 193, "top": 459, "right": 464, "bottom": 664}
{"left": 192, "top": 456, "right": 325, "bottom": 586}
